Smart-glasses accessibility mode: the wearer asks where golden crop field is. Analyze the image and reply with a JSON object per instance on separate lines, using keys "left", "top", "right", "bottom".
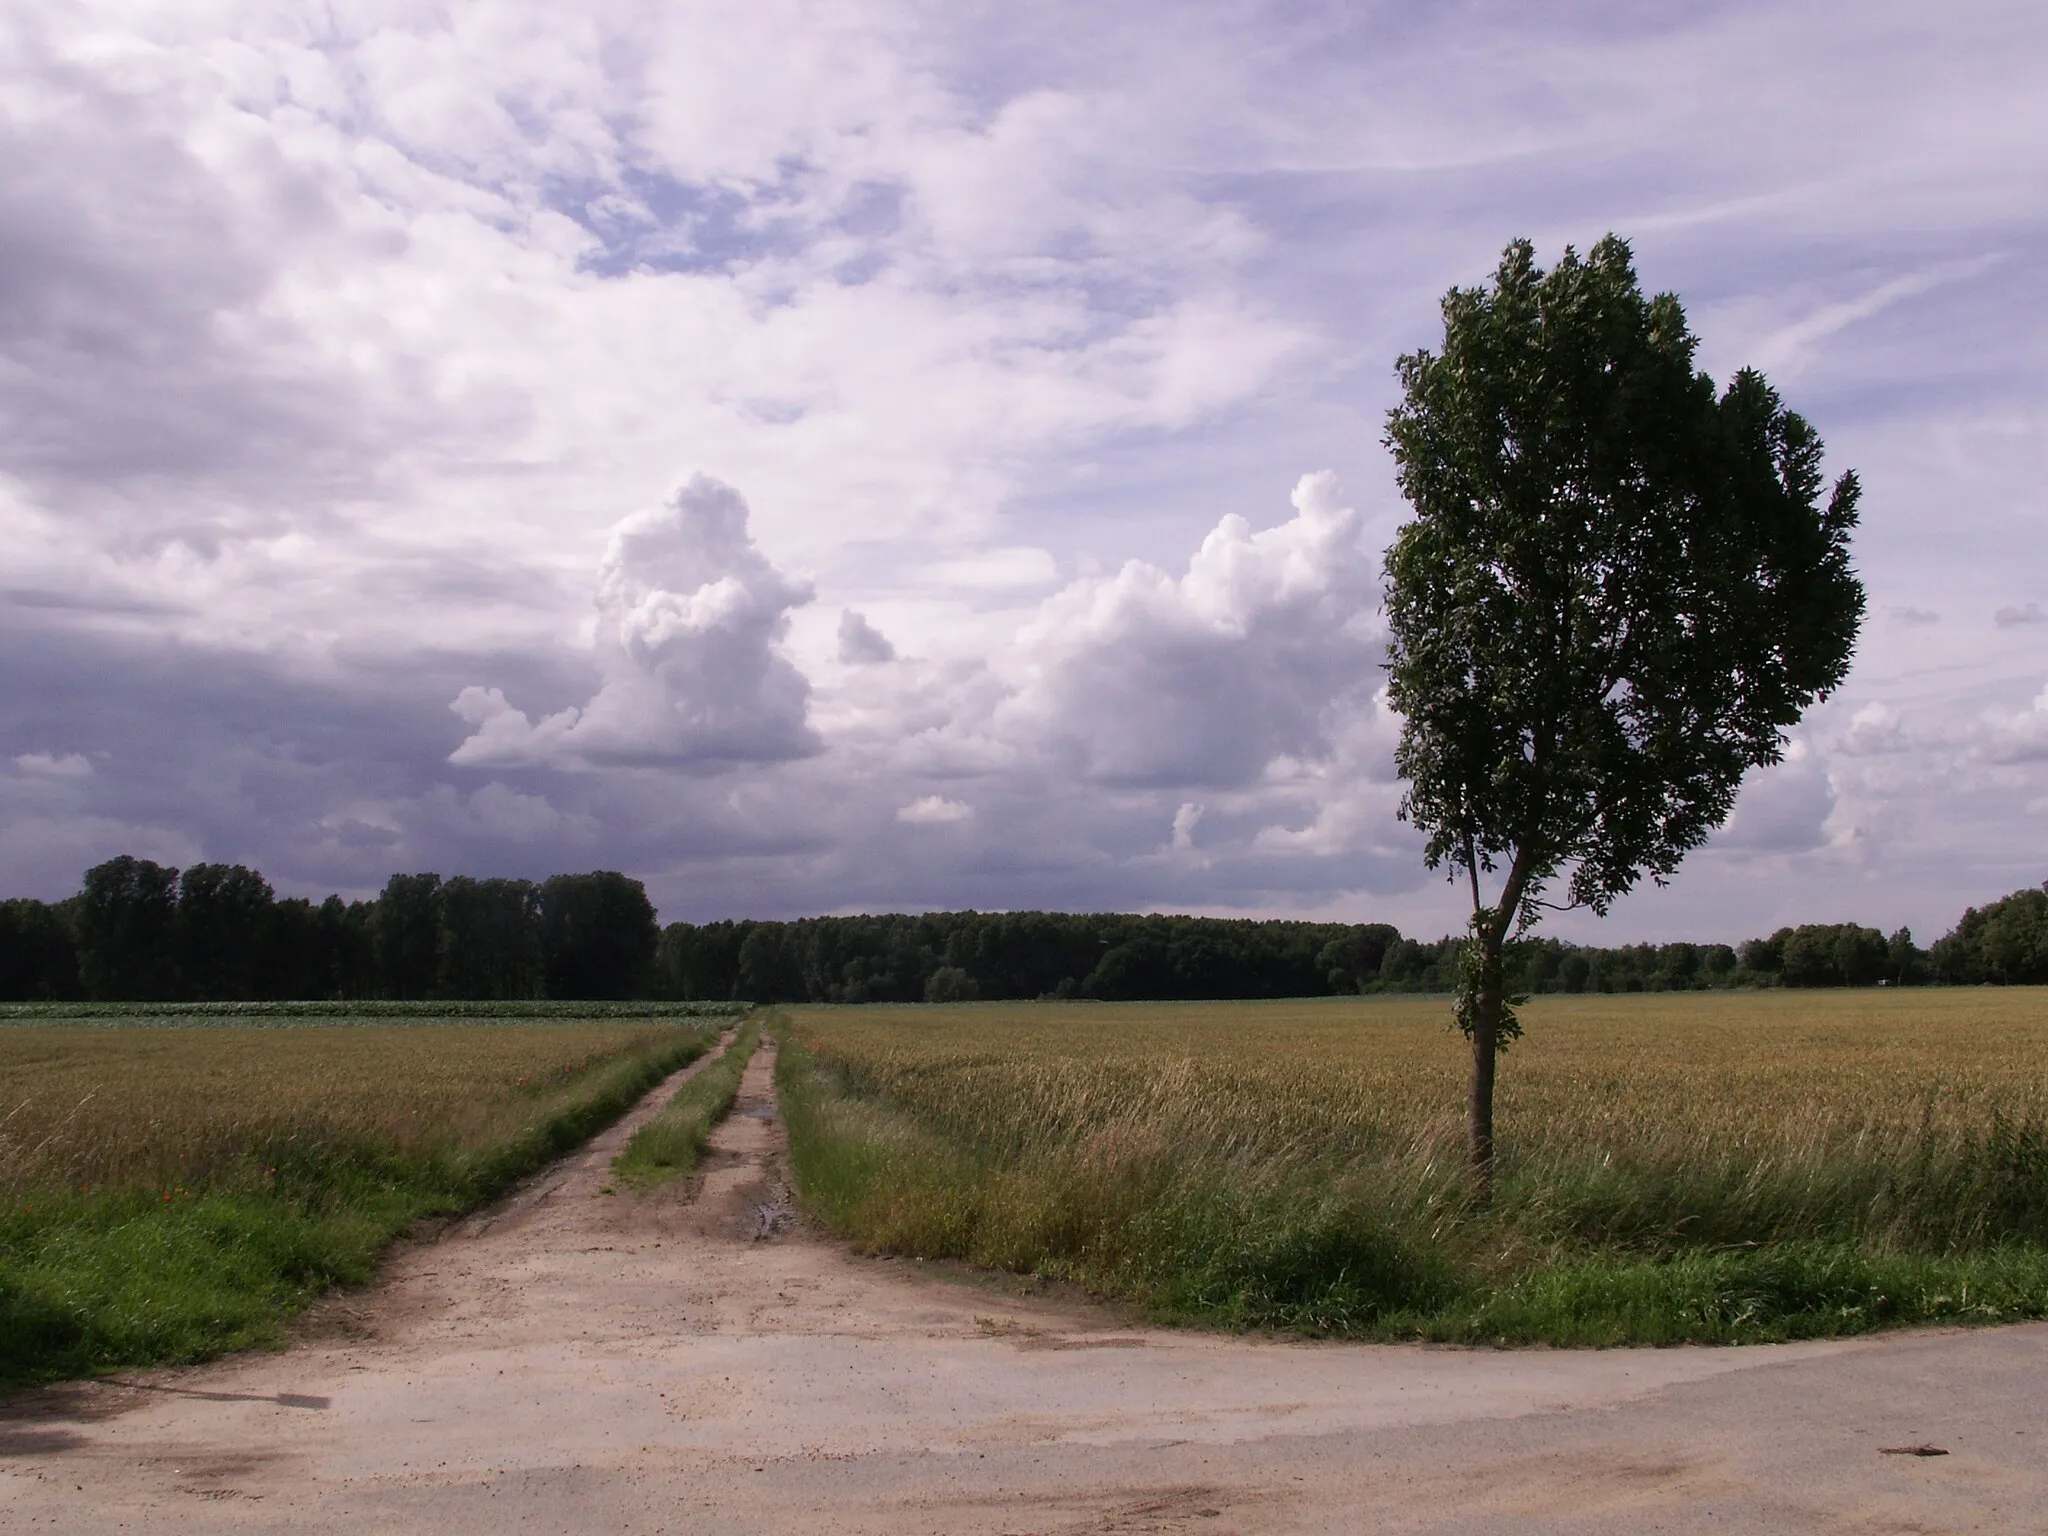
{"left": 2, "top": 1016, "right": 715, "bottom": 1385}
{"left": 789, "top": 989, "right": 2048, "bottom": 1173}
{"left": 0, "top": 1020, "right": 705, "bottom": 1193}
{"left": 777, "top": 990, "right": 2048, "bottom": 1340}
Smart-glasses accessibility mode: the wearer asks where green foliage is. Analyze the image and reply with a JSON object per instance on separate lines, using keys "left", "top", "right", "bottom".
{"left": 0, "top": 899, "right": 81, "bottom": 1002}
{"left": 660, "top": 910, "right": 1394, "bottom": 1004}
{"left": 174, "top": 864, "right": 277, "bottom": 1001}
{"left": 437, "top": 877, "right": 545, "bottom": 1000}
{"left": 1417, "top": 1244, "right": 2048, "bottom": 1345}
{"left": 539, "top": 872, "right": 660, "bottom": 999}
{"left": 922, "top": 966, "right": 979, "bottom": 1003}
{"left": 1452, "top": 921, "right": 1526, "bottom": 1046}
{"left": 612, "top": 1019, "right": 761, "bottom": 1186}
{"left": 2, "top": 860, "right": 669, "bottom": 1003}
{"left": 1932, "top": 883, "right": 2048, "bottom": 984}
{"left": 77, "top": 857, "right": 182, "bottom": 1001}
{"left": 1383, "top": 234, "right": 1864, "bottom": 923}
{"left": 374, "top": 872, "right": 444, "bottom": 1000}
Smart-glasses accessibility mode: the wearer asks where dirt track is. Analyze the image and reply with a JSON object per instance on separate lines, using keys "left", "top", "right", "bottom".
{"left": 4, "top": 1031, "right": 2045, "bottom": 1534}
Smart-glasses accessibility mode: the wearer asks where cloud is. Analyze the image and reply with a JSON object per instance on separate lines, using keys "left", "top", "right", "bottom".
{"left": 1838, "top": 701, "right": 1909, "bottom": 755}
{"left": 0, "top": 32, "right": 370, "bottom": 510}
{"left": 1994, "top": 602, "right": 2045, "bottom": 628}
{"left": 1170, "top": 801, "right": 1204, "bottom": 851}
{"left": 921, "top": 547, "right": 1060, "bottom": 592}
{"left": 0, "top": 0, "right": 2045, "bottom": 949}
{"left": 450, "top": 475, "right": 817, "bottom": 770}
{"left": 1745, "top": 266, "right": 1975, "bottom": 379}
{"left": 13, "top": 751, "right": 92, "bottom": 778}
{"left": 837, "top": 609, "right": 897, "bottom": 664}
{"left": 1888, "top": 605, "right": 1940, "bottom": 625}
{"left": 1981, "top": 683, "right": 2048, "bottom": 764}
{"left": 995, "top": 471, "right": 1380, "bottom": 788}
{"left": 897, "top": 794, "right": 972, "bottom": 824}
{"left": 1716, "top": 742, "right": 1838, "bottom": 852}
{"left": 428, "top": 782, "right": 583, "bottom": 843}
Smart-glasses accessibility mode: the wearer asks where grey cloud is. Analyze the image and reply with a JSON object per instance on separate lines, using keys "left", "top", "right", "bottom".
{"left": 1980, "top": 684, "right": 2048, "bottom": 764}
{"left": 0, "top": 39, "right": 393, "bottom": 519}
{"left": 1714, "top": 750, "right": 1837, "bottom": 852}
{"left": 0, "top": 608, "right": 833, "bottom": 905}
{"left": 0, "top": 616, "right": 472, "bottom": 898}
{"left": 451, "top": 475, "right": 818, "bottom": 771}
{"left": 837, "top": 609, "right": 897, "bottom": 664}
{"left": 1837, "top": 702, "right": 1911, "bottom": 756}
{"left": 998, "top": 472, "right": 1380, "bottom": 789}
{"left": 1994, "top": 602, "right": 2045, "bottom": 628}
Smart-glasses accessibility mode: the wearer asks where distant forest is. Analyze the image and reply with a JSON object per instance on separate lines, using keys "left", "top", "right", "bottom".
{"left": 1, "top": 856, "right": 2044, "bottom": 1003}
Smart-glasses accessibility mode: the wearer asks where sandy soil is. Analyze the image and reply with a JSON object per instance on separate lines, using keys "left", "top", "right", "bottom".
{"left": 4, "top": 1030, "right": 2044, "bottom": 1534}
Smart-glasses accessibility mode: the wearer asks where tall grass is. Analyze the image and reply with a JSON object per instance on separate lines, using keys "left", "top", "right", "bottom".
{"left": 0, "top": 1020, "right": 714, "bottom": 1386}
{"left": 613, "top": 1017, "right": 763, "bottom": 1186}
{"left": 777, "top": 991, "right": 2048, "bottom": 1342}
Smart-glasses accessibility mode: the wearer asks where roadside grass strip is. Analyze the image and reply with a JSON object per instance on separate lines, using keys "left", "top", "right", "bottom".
{"left": 775, "top": 992, "right": 2048, "bottom": 1345}
{"left": 612, "top": 1016, "right": 764, "bottom": 1188}
{"left": 0, "top": 1021, "right": 714, "bottom": 1388}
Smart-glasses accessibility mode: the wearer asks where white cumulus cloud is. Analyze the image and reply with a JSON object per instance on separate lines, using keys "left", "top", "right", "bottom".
{"left": 450, "top": 475, "right": 817, "bottom": 770}
{"left": 1980, "top": 683, "right": 2048, "bottom": 764}
{"left": 1838, "top": 701, "right": 1909, "bottom": 755}
{"left": 994, "top": 471, "right": 1380, "bottom": 788}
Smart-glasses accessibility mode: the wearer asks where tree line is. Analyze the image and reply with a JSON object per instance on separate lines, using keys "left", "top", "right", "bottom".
{"left": 2, "top": 856, "right": 2042, "bottom": 1003}
{"left": 0, "top": 857, "right": 659, "bottom": 1002}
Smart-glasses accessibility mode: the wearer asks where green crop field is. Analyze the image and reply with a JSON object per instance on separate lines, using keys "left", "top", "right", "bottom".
{"left": 778, "top": 989, "right": 2048, "bottom": 1344}
{"left": 0, "top": 1014, "right": 720, "bottom": 1387}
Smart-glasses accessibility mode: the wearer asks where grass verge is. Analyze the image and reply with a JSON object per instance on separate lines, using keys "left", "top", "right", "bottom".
{"left": 612, "top": 1017, "right": 763, "bottom": 1187}
{"left": 774, "top": 996, "right": 2048, "bottom": 1345}
{"left": 1, "top": 1024, "right": 712, "bottom": 1389}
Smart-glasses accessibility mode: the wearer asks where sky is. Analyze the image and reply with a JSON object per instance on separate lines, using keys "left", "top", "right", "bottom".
{"left": 2, "top": 0, "right": 2044, "bottom": 944}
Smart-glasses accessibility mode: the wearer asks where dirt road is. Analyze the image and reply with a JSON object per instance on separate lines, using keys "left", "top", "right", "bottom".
{"left": 4, "top": 1032, "right": 2044, "bottom": 1533}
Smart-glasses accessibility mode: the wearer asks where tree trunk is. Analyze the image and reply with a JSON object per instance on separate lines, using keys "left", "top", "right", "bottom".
{"left": 1466, "top": 933, "right": 1503, "bottom": 1200}
{"left": 1460, "top": 849, "right": 1530, "bottom": 1204}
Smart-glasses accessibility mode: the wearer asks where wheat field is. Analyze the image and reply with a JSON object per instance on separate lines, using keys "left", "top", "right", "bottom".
{"left": 0, "top": 1021, "right": 704, "bottom": 1195}
{"left": 778, "top": 990, "right": 2048, "bottom": 1340}
{"left": 0, "top": 1017, "right": 712, "bottom": 1384}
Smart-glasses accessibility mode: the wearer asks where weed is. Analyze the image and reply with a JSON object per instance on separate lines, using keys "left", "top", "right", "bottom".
{"left": 613, "top": 1018, "right": 763, "bottom": 1186}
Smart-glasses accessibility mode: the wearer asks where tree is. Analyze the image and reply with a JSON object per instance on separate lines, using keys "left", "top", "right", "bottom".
{"left": 176, "top": 863, "right": 275, "bottom": 1000}
{"left": 0, "top": 899, "right": 83, "bottom": 1001}
{"left": 1382, "top": 235, "right": 1863, "bottom": 1190}
{"left": 538, "top": 872, "right": 658, "bottom": 998}
{"left": 1931, "top": 883, "right": 2048, "bottom": 984}
{"left": 923, "top": 965, "right": 979, "bottom": 1003}
{"left": 438, "top": 877, "right": 543, "bottom": 999}
{"left": 374, "top": 873, "right": 444, "bottom": 1000}
{"left": 76, "top": 856, "right": 182, "bottom": 1000}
